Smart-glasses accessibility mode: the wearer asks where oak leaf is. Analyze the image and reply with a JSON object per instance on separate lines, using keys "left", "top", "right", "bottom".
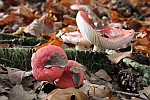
{"left": 45, "top": 88, "right": 88, "bottom": 100}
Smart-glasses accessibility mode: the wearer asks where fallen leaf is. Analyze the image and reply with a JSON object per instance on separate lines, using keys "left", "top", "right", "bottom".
{"left": 45, "top": 88, "right": 88, "bottom": 100}
{"left": 110, "top": 11, "right": 120, "bottom": 22}
{"left": 107, "top": 51, "right": 132, "bottom": 64}
{"left": 63, "top": 15, "right": 77, "bottom": 26}
{"left": 60, "top": 0, "right": 90, "bottom": 7}
{"left": 11, "top": 5, "right": 39, "bottom": 19}
{"left": 0, "top": 43, "right": 10, "bottom": 48}
{"left": 79, "top": 80, "right": 112, "bottom": 98}
{"left": 36, "top": 34, "right": 64, "bottom": 49}
{"left": 61, "top": 25, "right": 78, "bottom": 33}
{"left": 0, "top": 14, "right": 16, "bottom": 26}
{"left": 44, "top": 52, "right": 68, "bottom": 68}
{"left": 23, "top": 17, "right": 44, "bottom": 38}
{"left": 12, "top": 27, "right": 25, "bottom": 35}
{"left": 95, "top": 69, "right": 112, "bottom": 81}
{"left": 135, "top": 45, "right": 150, "bottom": 54}
{"left": 72, "top": 73, "right": 80, "bottom": 87}
{"left": 8, "top": 84, "right": 33, "bottom": 100}
{"left": 136, "top": 37, "right": 149, "bottom": 46}
{"left": 70, "top": 64, "right": 86, "bottom": 73}
{"left": 7, "top": 68, "right": 25, "bottom": 85}
{"left": 21, "top": 76, "right": 35, "bottom": 87}
{"left": 7, "top": 67, "right": 32, "bottom": 85}
{"left": 0, "top": 95, "right": 8, "bottom": 100}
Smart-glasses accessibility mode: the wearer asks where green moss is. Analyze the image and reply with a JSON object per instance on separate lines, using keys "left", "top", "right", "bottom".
{"left": 0, "top": 48, "right": 112, "bottom": 73}
{"left": 65, "top": 48, "right": 112, "bottom": 73}
{"left": 0, "top": 48, "right": 36, "bottom": 71}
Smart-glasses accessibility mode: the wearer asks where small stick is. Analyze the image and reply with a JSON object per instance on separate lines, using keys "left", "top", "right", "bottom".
{"left": 0, "top": 77, "right": 13, "bottom": 88}
{"left": 0, "top": 71, "right": 8, "bottom": 74}
{"left": 110, "top": 90, "right": 149, "bottom": 100}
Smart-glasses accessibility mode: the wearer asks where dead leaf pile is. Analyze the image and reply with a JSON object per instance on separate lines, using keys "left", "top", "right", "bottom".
{"left": 0, "top": 0, "right": 150, "bottom": 100}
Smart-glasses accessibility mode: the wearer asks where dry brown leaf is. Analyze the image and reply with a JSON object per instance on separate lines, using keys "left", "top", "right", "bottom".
{"left": 10, "top": 5, "right": 37, "bottom": 18}
{"left": 8, "top": 84, "right": 32, "bottom": 100}
{"left": 70, "top": 64, "right": 86, "bottom": 73}
{"left": 0, "top": 95, "right": 8, "bottom": 100}
{"left": 23, "top": 14, "right": 54, "bottom": 38}
{"left": 6, "top": 67, "right": 32, "bottom": 85}
{"left": 45, "top": 88, "right": 88, "bottom": 100}
{"left": 60, "top": 0, "right": 90, "bottom": 7}
{"left": 0, "top": 43, "right": 10, "bottom": 48}
{"left": 12, "top": 27, "right": 25, "bottom": 35}
{"left": 128, "top": 0, "right": 140, "bottom": 8}
{"left": 91, "top": 97, "right": 110, "bottom": 100}
{"left": 72, "top": 73, "right": 80, "bottom": 87}
{"left": 60, "top": 0, "right": 76, "bottom": 6}
{"left": 21, "top": 76, "right": 35, "bottom": 87}
{"left": 8, "top": 84, "right": 36, "bottom": 100}
{"left": 63, "top": 15, "right": 77, "bottom": 26}
{"left": 61, "top": 25, "right": 78, "bottom": 33}
{"left": 135, "top": 45, "right": 150, "bottom": 54}
{"left": 4, "top": 0, "right": 24, "bottom": 6}
{"left": 107, "top": 51, "right": 132, "bottom": 64}
{"left": 79, "top": 80, "right": 112, "bottom": 98}
{"left": 95, "top": 69, "right": 112, "bottom": 81}
{"left": 44, "top": 52, "right": 68, "bottom": 68}
{"left": 8, "top": 70, "right": 25, "bottom": 85}
{"left": 137, "top": 37, "right": 149, "bottom": 46}
{"left": 23, "top": 17, "right": 44, "bottom": 38}
{"left": 0, "top": 14, "right": 16, "bottom": 26}
{"left": 37, "top": 34, "right": 64, "bottom": 49}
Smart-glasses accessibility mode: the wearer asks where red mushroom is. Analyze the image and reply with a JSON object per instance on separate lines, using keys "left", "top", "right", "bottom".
{"left": 31, "top": 45, "right": 68, "bottom": 81}
{"left": 54, "top": 60, "right": 85, "bottom": 89}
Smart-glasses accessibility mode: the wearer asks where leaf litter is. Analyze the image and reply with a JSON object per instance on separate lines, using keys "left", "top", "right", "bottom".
{"left": 0, "top": 0, "right": 150, "bottom": 100}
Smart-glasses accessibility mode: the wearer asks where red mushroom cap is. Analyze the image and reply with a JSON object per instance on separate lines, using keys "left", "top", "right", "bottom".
{"left": 31, "top": 45, "right": 68, "bottom": 81}
{"left": 54, "top": 60, "right": 84, "bottom": 89}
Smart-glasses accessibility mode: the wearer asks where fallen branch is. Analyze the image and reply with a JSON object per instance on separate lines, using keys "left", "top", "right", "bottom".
{"left": 110, "top": 90, "right": 148, "bottom": 100}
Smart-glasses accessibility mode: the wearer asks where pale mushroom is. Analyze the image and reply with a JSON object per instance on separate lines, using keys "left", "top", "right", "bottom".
{"left": 76, "top": 11, "right": 135, "bottom": 51}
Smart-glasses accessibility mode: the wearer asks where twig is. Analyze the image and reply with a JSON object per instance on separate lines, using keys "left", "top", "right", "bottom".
{"left": 0, "top": 77, "right": 13, "bottom": 88}
{"left": 110, "top": 90, "right": 149, "bottom": 100}
{"left": 0, "top": 71, "right": 8, "bottom": 74}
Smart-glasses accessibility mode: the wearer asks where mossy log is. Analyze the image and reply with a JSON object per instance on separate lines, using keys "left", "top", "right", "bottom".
{"left": 0, "top": 48, "right": 112, "bottom": 73}
{"left": 0, "top": 33, "right": 47, "bottom": 46}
